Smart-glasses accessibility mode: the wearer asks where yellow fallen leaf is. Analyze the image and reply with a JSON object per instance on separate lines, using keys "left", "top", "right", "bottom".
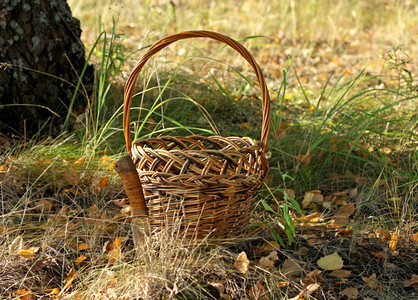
{"left": 300, "top": 212, "right": 322, "bottom": 222}
{"left": 389, "top": 231, "right": 399, "bottom": 251}
{"left": 285, "top": 93, "right": 293, "bottom": 100}
{"left": 113, "top": 237, "right": 122, "bottom": 249}
{"left": 18, "top": 247, "right": 40, "bottom": 258}
{"left": 14, "top": 289, "right": 35, "bottom": 300}
{"left": 277, "top": 281, "right": 291, "bottom": 288}
{"left": 49, "top": 288, "right": 60, "bottom": 296}
{"left": 340, "top": 287, "right": 359, "bottom": 299}
{"left": 78, "top": 243, "right": 91, "bottom": 251}
{"left": 99, "top": 155, "right": 116, "bottom": 170}
{"left": 73, "top": 157, "right": 85, "bottom": 166}
{"left": 64, "top": 268, "right": 75, "bottom": 289}
{"left": 234, "top": 252, "right": 250, "bottom": 275}
{"left": 317, "top": 252, "right": 344, "bottom": 270}
{"left": 411, "top": 232, "right": 418, "bottom": 244}
{"left": 108, "top": 248, "right": 121, "bottom": 263}
{"left": 75, "top": 255, "right": 87, "bottom": 263}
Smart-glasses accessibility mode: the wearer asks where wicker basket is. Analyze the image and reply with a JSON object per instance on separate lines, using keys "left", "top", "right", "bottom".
{"left": 122, "top": 31, "right": 271, "bottom": 239}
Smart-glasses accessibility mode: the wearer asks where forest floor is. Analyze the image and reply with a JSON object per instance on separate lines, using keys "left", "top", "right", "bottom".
{"left": 1, "top": 1, "right": 417, "bottom": 299}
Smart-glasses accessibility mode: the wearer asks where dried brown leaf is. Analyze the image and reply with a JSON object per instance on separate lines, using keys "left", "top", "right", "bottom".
{"left": 259, "top": 251, "right": 278, "bottom": 268}
{"left": 340, "top": 287, "right": 359, "bottom": 299}
{"left": 281, "top": 258, "right": 304, "bottom": 277}
{"left": 296, "top": 152, "right": 311, "bottom": 165}
{"left": 337, "top": 202, "right": 356, "bottom": 218}
{"left": 404, "top": 274, "right": 418, "bottom": 288}
{"left": 249, "top": 281, "right": 269, "bottom": 300}
{"left": 362, "top": 273, "right": 380, "bottom": 290}
{"left": 302, "top": 191, "right": 323, "bottom": 208}
{"left": 235, "top": 252, "right": 250, "bottom": 275}
{"left": 330, "top": 269, "right": 351, "bottom": 278}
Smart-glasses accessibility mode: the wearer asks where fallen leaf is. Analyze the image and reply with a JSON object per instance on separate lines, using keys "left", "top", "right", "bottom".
{"left": 281, "top": 258, "right": 305, "bottom": 277}
{"left": 73, "top": 157, "right": 85, "bottom": 166}
{"left": 284, "top": 189, "right": 295, "bottom": 200}
{"left": 362, "top": 273, "right": 380, "bottom": 290}
{"left": 9, "top": 235, "right": 23, "bottom": 255}
{"left": 371, "top": 251, "right": 386, "bottom": 259}
{"left": 99, "top": 155, "right": 116, "bottom": 170}
{"left": 113, "top": 237, "right": 122, "bottom": 249}
{"left": 259, "top": 251, "right": 278, "bottom": 268}
{"left": 404, "top": 274, "right": 418, "bottom": 288}
{"left": 302, "top": 190, "right": 324, "bottom": 208}
{"left": 49, "top": 288, "right": 60, "bottom": 296}
{"left": 64, "top": 268, "right": 76, "bottom": 289}
{"left": 374, "top": 228, "right": 391, "bottom": 241}
{"left": 389, "top": 231, "right": 399, "bottom": 251}
{"left": 340, "top": 287, "right": 359, "bottom": 299}
{"left": 333, "top": 190, "right": 349, "bottom": 197}
{"left": 75, "top": 255, "right": 87, "bottom": 263}
{"left": 285, "top": 93, "right": 293, "bottom": 100}
{"left": 261, "top": 241, "right": 280, "bottom": 252}
{"left": 78, "top": 243, "right": 91, "bottom": 251}
{"left": 296, "top": 152, "right": 311, "bottom": 165}
{"left": 304, "top": 269, "right": 322, "bottom": 283}
{"left": 63, "top": 171, "right": 80, "bottom": 185}
{"left": 411, "top": 232, "right": 418, "bottom": 244}
{"left": 18, "top": 247, "right": 40, "bottom": 258}
{"left": 108, "top": 248, "right": 121, "bottom": 263}
{"left": 209, "top": 282, "right": 225, "bottom": 294}
{"left": 300, "top": 212, "right": 322, "bottom": 222}
{"left": 14, "top": 289, "right": 36, "bottom": 300}
{"left": 87, "top": 204, "right": 99, "bottom": 217}
{"left": 277, "top": 281, "right": 291, "bottom": 288}
{"left": 249, "top": 281, "right": 269, "bottom": 300}
{"left": 317, "top": 252, "right": 344, "bottom": 270}
{"left": 305, "top": 282, "right": 320, "bottom": 295}
{"left": 330, "top": 269, "right": 351, "bottom": 278}
{"left": 35, "top": 199, "right": 53, "bottom": 213}
{"left": 235, "top": 252, "right": 250, "bottom": 275}
{"left": 330, "top": 216, "right": 350, "bottom": 225}
{"left": 335, "top": 228, "right": 353, "bottom": 237}
{"left": 339, "top": 202, "right": 355, "bottom": 216}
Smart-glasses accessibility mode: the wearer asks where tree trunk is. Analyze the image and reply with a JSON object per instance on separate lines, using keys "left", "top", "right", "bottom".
{"left": 0, "top": 0, "right": 94, "bottom": 138}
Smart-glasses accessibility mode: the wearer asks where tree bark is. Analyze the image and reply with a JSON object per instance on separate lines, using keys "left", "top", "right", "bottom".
{"left": 0, "top": 0, "right": 94, "bottom": 138}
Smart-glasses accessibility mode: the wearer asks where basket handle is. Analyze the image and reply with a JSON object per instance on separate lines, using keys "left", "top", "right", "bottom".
{"left": 123, "top": 30, "right": 271, "bottom": 153}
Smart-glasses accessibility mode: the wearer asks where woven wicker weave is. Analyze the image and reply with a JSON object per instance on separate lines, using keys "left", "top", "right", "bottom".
{"left": 122, "top": 31, "right": 271, "bottom": 239}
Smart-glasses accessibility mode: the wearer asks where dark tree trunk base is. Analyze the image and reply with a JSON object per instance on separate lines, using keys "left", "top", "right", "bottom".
{"left": 0, "top": 0, "right": 94, "bottom": 138}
